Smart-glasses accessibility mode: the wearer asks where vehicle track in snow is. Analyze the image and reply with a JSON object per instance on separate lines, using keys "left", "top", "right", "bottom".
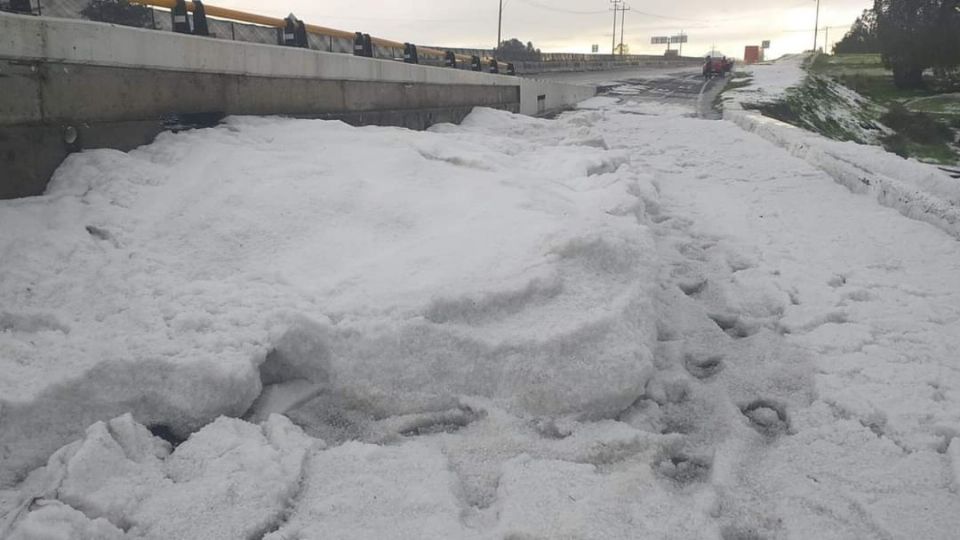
{"left": 538, "top": 66, "right": 727, "bottom": 118}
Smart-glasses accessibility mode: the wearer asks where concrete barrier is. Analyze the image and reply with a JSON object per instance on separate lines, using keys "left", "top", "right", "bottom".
{"left": 0, "top": 13, "right": 595, "bottom": 198}
{"left": 431, "top": 48, "right": 706, "bottom": 74}
{"left": 520, "top": 79, "right": 597, "bottom": 116}
{"left": 515, "top": 58, "right": 703, "bottom": 74}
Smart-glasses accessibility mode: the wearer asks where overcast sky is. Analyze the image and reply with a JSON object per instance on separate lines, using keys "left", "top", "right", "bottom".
{"left": 218, "top": 0, "right": 872, "bottom": 58}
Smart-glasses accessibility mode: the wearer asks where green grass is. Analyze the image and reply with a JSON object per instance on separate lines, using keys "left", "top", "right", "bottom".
{"left": 742, "top": 74, "right": 885, "bottom": 143}
{"left": 909, "top": 143, "right": 960, "bottom": 164}
{"left": 904, "top": 94, "right": 960, "bottom": 115}
{"left": 795, "top": 53, "right": 960, "bottom": 164}
{"left": 811, "top": 53, "right": 884, "bottom": 71}
{"left": 878, "top": 102, "right": 958, "bottom": 162}
{"left": 812, "top": 54, "right": 960, "bottom": 105}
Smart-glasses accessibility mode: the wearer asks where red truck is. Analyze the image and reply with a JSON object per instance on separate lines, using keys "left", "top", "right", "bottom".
{"left": 702, "top": 56, "right": 733, "bottom": 79}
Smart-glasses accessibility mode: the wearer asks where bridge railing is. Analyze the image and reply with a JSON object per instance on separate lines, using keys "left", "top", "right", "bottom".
{"left": 0, "top": 0, "right": 519, "bottom": 74}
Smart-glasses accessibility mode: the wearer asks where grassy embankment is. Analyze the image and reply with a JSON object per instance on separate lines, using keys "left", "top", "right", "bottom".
{"left": 809, "top": 54, "right": 960, "bottom": 164}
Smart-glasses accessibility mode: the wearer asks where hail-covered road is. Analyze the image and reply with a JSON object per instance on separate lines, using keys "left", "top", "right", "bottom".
{"left": 2, "top": 63, "right": 959, "bottom": 540}
{"left": 532, "top": 65, "right": 727, "bottom": 118}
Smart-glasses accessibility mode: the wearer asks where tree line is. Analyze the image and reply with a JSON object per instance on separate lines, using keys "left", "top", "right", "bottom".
{"left": 834, "top": 0, "right": 960, "bottom": 88}
{"left": 496, "top": 39, "right": 543, "bottom": 62}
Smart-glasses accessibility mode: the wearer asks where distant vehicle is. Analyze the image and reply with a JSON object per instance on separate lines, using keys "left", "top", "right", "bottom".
{"left": 702, "top": 56, "right": 733, "bottom": 79}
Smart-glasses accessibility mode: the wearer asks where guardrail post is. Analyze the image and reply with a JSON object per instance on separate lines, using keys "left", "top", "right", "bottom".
{"left": 353, "top": 32, "right": 364, "bottom": 56}
{"left": 506, "top": 62, "right": 516, "bottom": 75}
{"left": 363, "top": 33, "right": 373, "bottom": 57}
{"left": 444, "top": 51, "right": 457, "bottom": 68}
{"left": 403, "top": 43, "right": 419, "bottom": 64}
{"left": 171, "top": 0, "right": 191, "bottom": 34}
{"left": 280, "top": 15, "right": 308, "bottom": 47}
{"left": 488, "top": 59, "right": 499, "bottom": 74}
{"left": 470, "top": 55, "right": 482, "bottom": 71}
{"left": 192, "top": 0, "right": 209, "bottom": 36}
{"left": 7, "top": 0, "right": 33, "bottom": 13}
{"left": 353, "top": 32, "right": 373, "bottom": 57}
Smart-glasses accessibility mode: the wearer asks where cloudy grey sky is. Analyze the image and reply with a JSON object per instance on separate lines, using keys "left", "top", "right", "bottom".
{"left": 219, "top": 0, "right": 872, "bottom": 58}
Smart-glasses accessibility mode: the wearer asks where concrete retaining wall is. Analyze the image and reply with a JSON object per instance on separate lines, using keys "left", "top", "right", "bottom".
{"left": 520, "top": 79, "right": 597, "bottom": 116}
{"left": 0, "top": 13, "right": 595, "bottom": 198}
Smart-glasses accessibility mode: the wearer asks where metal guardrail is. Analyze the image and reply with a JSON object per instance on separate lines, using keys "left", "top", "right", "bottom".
{"left": 437, "top": 47, "right": 692, "bottom": 64}
{"left": 0, "top": 0, "right": 516, "bottom": 75}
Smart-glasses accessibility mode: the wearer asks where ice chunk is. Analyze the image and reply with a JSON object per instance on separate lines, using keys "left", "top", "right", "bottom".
{"left": 6, "top": 501, "right": 125, "bottom": 540}
{"left": 4, "top": 415, "right": 315, "bottom": 540}
{"left": 56, "top": 415, "right": 171, "bottom": 526}
{"left": 130, "top": 415, "right": 315, "bottom": 540}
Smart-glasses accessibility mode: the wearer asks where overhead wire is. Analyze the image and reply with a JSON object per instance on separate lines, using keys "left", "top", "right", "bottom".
{"left": 514, "top": 0, "right": 609, "bottom": 15}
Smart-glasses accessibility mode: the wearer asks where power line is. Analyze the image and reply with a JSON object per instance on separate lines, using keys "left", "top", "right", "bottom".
{"left": 516, "top": 0, "right": 608, "bottom": 15}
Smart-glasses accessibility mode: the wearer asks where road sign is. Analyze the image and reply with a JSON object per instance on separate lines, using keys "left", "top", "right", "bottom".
{"left": 761, "top": 40, "right": 771, "bottom": 49}
{"left": 592, "top": 44, "right": 599, "bottom": 53}
{"left": 651, "top": 35, "right": 688, "bottom": 45}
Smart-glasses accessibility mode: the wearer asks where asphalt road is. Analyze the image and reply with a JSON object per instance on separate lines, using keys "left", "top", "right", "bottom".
{"left": 529, "top": 67, "right": 728, "bottom": 119}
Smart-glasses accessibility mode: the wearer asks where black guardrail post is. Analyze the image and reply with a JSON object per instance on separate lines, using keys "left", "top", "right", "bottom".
{"left": 444, "top": 51, "right": 457, "bottom": 68}
{"left": 362, "top": 33, "right": 373, "bottom": 57}
{"left": 294, "top": 17, "right": 308, "bottom": 47}
{"left": 8, "top": 0, "right": 33, "bottom": 13}
{"left": 354, "top": 32, "right": 373, "bottom": 57}
{"left": 403, "top": 43, "right": 419, "bottom": 64}
{"left": 470, "top": 55, "right": 482, "bottom": 71}
{"left": 281, "top": 15, "right": 308, "bottom": 47}
{"left": 192, "top": 0, "right": 209, "bottom": 36}
{"left": 353, "top": 32, "right": 365, "bottom": 56}
{"left": 171, "top": 0, "right": 191, "bottom": 34}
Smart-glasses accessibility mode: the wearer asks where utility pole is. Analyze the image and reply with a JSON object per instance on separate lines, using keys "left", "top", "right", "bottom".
{"left": 497, "top": 0, "right": 503, "bottom": 54}
{"left": 619, "top": 4, "right": 630, "bottom": 56}
{"left": 678, "top": 30, "right": 685, "bottom": 56}
{"left": 610, "top": 0, "right": 622, "bottom": 55}
{"left": 813, "top": 0, "right": 821, "bottom": 52}
{"left": 820, "top": 26, "right": 845, "bottom": 54}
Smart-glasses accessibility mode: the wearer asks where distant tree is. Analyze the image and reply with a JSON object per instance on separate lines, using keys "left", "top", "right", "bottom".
{"left": 930, "top": 0, "right": 960, "bottom": 75}
{"left": 615, "top": 43, "right": 630, "bottom": 55}
{"left": 833, "top": 9, "right": 880, "bottom": 53}
{"left": 497, "top": 38, "right": 542, "bottom": 61}
{"left": 873, "top": 0, "right": 960, "bottom": 88}
{"left": 80, "top": 0, "right": 154, "bottom": 28}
